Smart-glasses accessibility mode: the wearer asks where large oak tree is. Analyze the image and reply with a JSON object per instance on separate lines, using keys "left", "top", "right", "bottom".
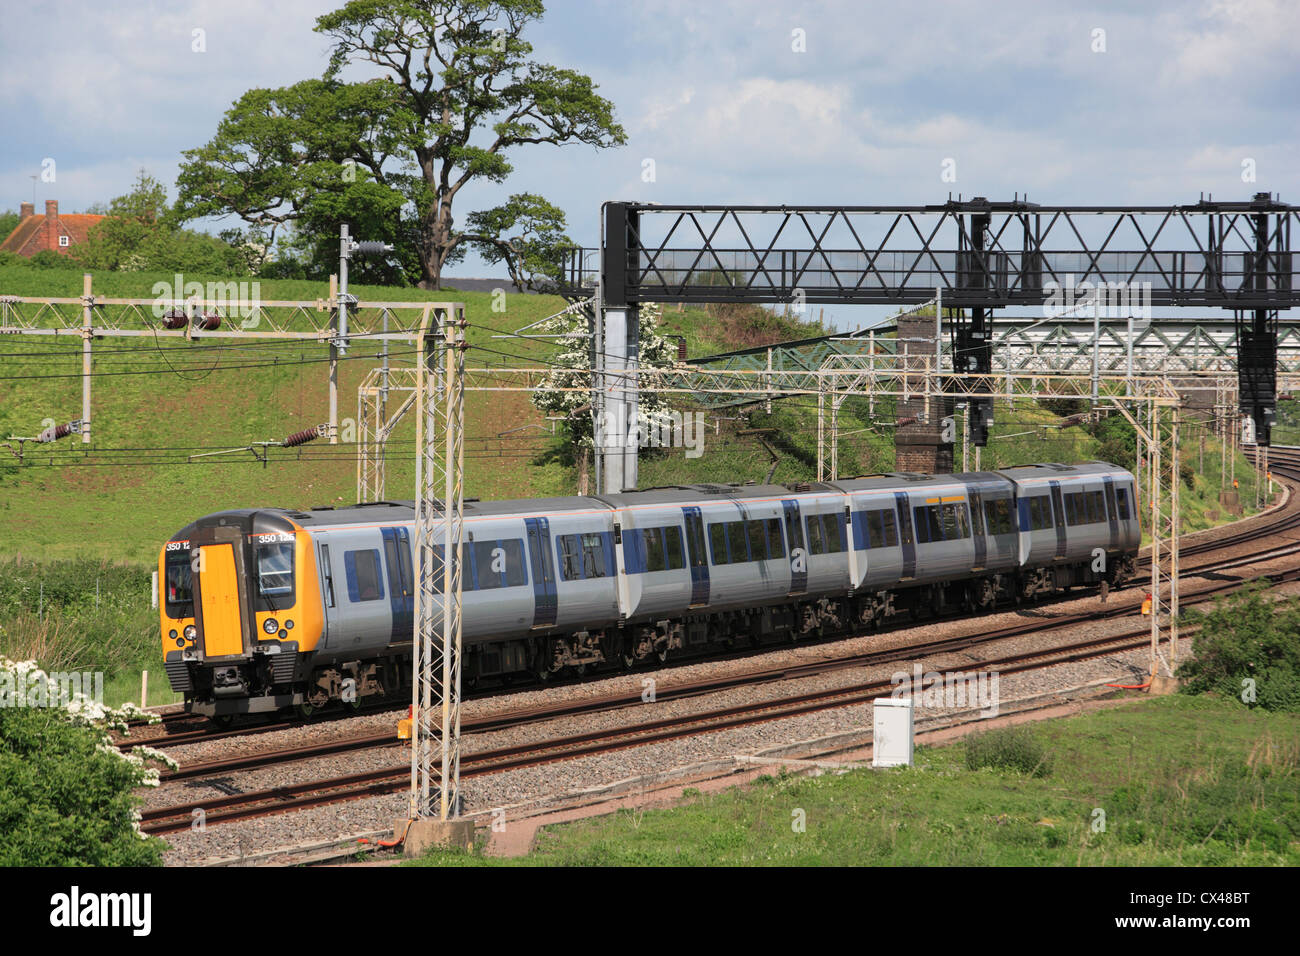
{"left": 176, "top": 0, "right": 624, "bottom": 287}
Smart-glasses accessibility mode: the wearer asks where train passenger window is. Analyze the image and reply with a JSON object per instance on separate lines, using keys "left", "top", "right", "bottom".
{"left": 766, "top": 518, "right": 785, "bottom": 559}
{"left": 709, "top": 523, "right": 729, "bottom": 565}
{"left": 474, "top": 539, "right": 526, "bottom": 589}
{"left": 984, "top": 498, "right": 1014, "bottom": 535}
{"left": 257, "top": 541, "right": 295, "bottom": 598}
{"left": 556, "top": 533, "right": 610, "bottom": 580}
{"left": 806, "top": 514, "right": 825, "bottom": 555}
{"left": 642, "top": 528, "right": 666, "bottom": 573}
{"left": 940, "top": 503, "right": 970, "bottom": 539}
{"left": 727, "top": 521, "right": 749, "bottom": 562}
{"left": 1027, "top": 496, "right": 1054, "bottom": 531}
{"left": 557, "top": 535, "right": 583, "bottom": 580}
{"left": 1116, "top": 487, "right": 1131, "bottom": 521}
{"left": 1065, "top": 492, "right": 1082, "bottom": 526}
{"left": 1066, "top": 490, "right": 1108, "bottom": 525}
{"left": 747, "top": 521, "right": 767, "bottom": 561}
{"left": 881, "top": 509, "right": 898, "bottom": 547}
{"left": 630, "top": 526, "right": 685, "bottom": 573}
{"left": 665, "top": 526, "right": 686, "bottom": 570}
{"left": 582, "top": 532, "right": 609, "bottom": 578}
{"left": 344, "top": 549, "right": 385, "bottom": 602}
{"left": 863, "top": 509, "right": 898, "bottom": 549}
{"left": 913, "top": 505, "right": 945, "bottom": 543}
{"left": 816, "top": 513, "right": 845, "bottom": 553}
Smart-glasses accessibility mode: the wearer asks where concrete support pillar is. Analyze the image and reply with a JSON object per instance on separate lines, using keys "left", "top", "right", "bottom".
{"left": 599, "top": 305, "right": 638, "bottom": 493}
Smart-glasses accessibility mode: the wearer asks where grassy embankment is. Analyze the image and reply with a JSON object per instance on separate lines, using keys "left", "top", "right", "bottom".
{"left": 407, "top": 694, "right": 1300, "bottom": 866}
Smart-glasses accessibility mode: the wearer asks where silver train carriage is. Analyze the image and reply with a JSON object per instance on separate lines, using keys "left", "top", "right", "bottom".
{"left": 157, "top": 462, "right": 1139, "bottom": 717}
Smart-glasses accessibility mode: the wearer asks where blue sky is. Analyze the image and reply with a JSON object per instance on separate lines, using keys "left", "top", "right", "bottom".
{"left": 2, "top": 0, "right": 1296, "bottom": 324}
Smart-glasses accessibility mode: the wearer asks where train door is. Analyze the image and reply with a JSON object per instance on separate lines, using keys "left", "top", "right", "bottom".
{"left": 1048, "top": 480, "right": 1068, "bottom": 559}
{"left": 782, "top": 499, "right": 807, "bottom": 595}
{"left": 894, "top": 492, "right": 916, "bottom": 579}
{"left": 381, "top": 527, "right": 414, "bottom": 642}
{"left": 682, "top": 506, "right": 710, "bottom": 607}
{"left": 969, "top": 489, "right": 987, "bottom": 570}
{"left": 1102, "top": 476, "right": 1119, "bottom": 551}
{"left": 525, "top": 517, "right": 558, "bottom": 629}
{"left": 317, "top": 542, "right": 335, "bottom": 647}
{"left": 195, "top": 542, "right": 245, "bottom": 658}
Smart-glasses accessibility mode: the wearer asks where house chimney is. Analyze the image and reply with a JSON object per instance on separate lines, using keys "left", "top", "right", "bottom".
{"left": 19, "top": 202, "right": 33, "bottom": 220}
{"left": 43, "top": 200, "right": 60, "bottom": 253}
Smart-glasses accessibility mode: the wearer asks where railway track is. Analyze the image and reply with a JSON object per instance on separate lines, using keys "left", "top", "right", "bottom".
{"left": 142, "top": 526, "right": 1300, "bottom": 836}
{"left": 140, "top": 563, "right": 1300, "bottom": 838}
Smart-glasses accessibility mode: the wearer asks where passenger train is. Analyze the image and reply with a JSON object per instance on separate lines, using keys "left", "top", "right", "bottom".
{"left": 158, "top": 462, "right": 1140, "bottom": 719}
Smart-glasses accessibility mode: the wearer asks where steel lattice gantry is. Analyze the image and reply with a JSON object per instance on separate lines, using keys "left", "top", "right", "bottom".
{"left": 676, "top": 317, "right": 1300, "bottom": 411}
{"left": 562, "top": 194, "right": 1296, "bottom": 478}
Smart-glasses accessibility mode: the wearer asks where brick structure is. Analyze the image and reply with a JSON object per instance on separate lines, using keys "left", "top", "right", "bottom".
{"left": 0, "top": 200, "right": 104, "bottom": 257}
{"left": 894, "top": 315, "right": 954, "bottom": 473}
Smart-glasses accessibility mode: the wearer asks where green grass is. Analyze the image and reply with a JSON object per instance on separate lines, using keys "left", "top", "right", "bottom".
{"left": 408, "top": 695, "right": 1300, "bottom": 866}
{"left": 0, "top": 267, "right": 572, "bottom": 560}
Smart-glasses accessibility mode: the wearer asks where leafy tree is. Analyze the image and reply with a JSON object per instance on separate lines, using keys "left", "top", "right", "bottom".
{"left": 176, "top": 1, "right": 624, "bottom": 288}
{"left": 73, "top": 170, "right": 249, "bottom": 274}
{"left": 0, "top": 209, "right": 19, "bottom": 245}
{"left": 175, "top": 78, "right": 415, "bottom": 282}
{"left": 466, "top": 192, "right": 571, "bottom": 291}
{"left": 1179, "top": 583, "right": 1300, "bottom": 711}
{"left": 1090, "top": 412, "right": 1137, "bottom": 467}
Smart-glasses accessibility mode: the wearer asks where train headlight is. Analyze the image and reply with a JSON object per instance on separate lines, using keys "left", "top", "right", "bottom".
{"left": 285, "top": 619, "right": 294, "bottom": 630}
{"left": 184, "top": 625, "right": 197, "bottom": 641}
{"left": 263, "top": 618, "right": 279, "bottom": 635}
{"left": 169, "top": 629, "right": 178, "bottom": 640}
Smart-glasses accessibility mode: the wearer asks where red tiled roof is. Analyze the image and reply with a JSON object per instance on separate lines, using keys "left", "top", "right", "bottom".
{"left": 56, "top": 214, "right": 105, "bottom": 245}
{"left": 0, "top": 212, "right": 105, "bottom": 256}
{"left": 0, "top": 216, "right": 44, "bottom": 253}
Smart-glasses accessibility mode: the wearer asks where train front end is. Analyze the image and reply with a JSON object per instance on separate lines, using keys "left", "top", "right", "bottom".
{"left": 158, "top": 509, "right": 322, "bottom": 718}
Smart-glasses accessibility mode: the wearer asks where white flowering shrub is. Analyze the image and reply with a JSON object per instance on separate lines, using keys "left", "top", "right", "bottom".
{"left": 0, "top": 656, "right": 170, "bottom": 864}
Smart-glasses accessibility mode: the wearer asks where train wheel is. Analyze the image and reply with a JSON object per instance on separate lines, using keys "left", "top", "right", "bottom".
{"left": 622, "top": 652, "right": 636, "bottom": 671}
{"left": 210, "top": 714, "right": 234, "bottom": 729}
{"left": 656, "top": 646, "right": 670, "bottom": 664}
{"left": 297, "top": 701, "right": 317, "bottom": 721}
